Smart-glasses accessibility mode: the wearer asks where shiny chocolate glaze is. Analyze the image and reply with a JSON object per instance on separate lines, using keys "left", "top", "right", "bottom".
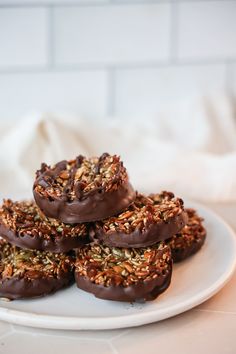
{"left": 90, "top": 211, "right": 188, "bottom": 248}
{"left": 75, "top": 263, "right": 172, "bottom": 302}
{"left": 170, "top": 235, "right": 206, "bottom": 263}
{"left": 33, "top": 182, "right": 135, "bottom": 224}
{"left": 0, "top": 223, "right": 89, "bottom": 253}
{"left": 0, "top": 273, "right": 74, "bottom": 300}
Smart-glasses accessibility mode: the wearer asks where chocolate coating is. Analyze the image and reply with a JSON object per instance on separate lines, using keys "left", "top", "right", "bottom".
{"left": 75, "top": 242, "right": 172, "bottom": 302}
{"left": 75, "top": 268, "right": 172, "bottom": 302}
{"left": 33, "top": 154, "right": 136, "bottom": 223}
{"left": 0, "top": 222, "right": 88, "bottom": 253}
{"left": 170, "top": 237, "right": 206, "bottom": 263}
{"left": 0, "top": 238, "right": 74, "bottom": 300}
{"left": 33, "top": 182, "right": 135, "bottom": 224}
{"left": 0, "top": 273, "right": 73, "bottom": 300}
{"left": 90, "top": 211, "right": 188, "bottom": 249}
{"left": 0, "top": 200, "right": 90, "bottom": 253}
{"left": 167, "top": 208, "right": 206, "bottom": 263}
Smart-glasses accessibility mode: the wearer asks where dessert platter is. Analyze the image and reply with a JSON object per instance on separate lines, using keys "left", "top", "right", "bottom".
{"left": 0, "top": 153, "right": 235, "bottom": 330}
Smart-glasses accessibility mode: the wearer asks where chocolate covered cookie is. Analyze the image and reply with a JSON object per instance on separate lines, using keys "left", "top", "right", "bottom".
{"left": 90, "top": 191, "right": 187, "bottom": 248}
{"left": 33, "top": 153, "right": 135, "bottom": 223}
{"left": 0, "top": 200, "right": 89, "bottom": 252}
{"left": 166, "top": 208, "right": 206, "bottom": 262}
{"left": 75, "top": 242, "right": 172, "bottom": 302}
{"left": 0, "top": 238, "right": 74, "bottom": 300}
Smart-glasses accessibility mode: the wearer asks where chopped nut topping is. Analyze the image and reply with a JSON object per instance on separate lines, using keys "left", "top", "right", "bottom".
{"left": 94, "top": 191, "right": 184, "bottom": 234}
{"left": 167, "top": 208, "right": 206, "bottom": 250}
{"left": 34, "top": 153, "right": 128, "bottom": 201}
{"left": 75, "top": 243, "right": 171, "bottom": 287}
{"left": 0, "top": 200, "right": 88, "bottom": 240}
{"left": 0, "top": 238, "right": 74, "bottom": 281}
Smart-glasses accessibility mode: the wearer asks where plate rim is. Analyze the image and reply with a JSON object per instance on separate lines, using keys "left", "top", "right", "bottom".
{"left": 0, "top": 201, "right": 236, "bottom": 330}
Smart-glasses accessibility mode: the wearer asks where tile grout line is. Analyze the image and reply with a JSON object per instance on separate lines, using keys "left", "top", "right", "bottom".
{"left": 106, "top": 68, "right": 116, "bottom": 117}
{"left": 47, "top": 5, "right": 55, "bottom": 70}
{"left": 0, "top": 0, "right": 228, "bottom": 8}
{"left": 1, "top": 59, "right": 236, "bottom": 75}
{"left": 225, "top": 61, "right": 234, "bottom": 96}
{"left": 109, "top": 329, "right": 133, "bottom": 354}
{"left": 169, "top": 0, "right": 178, "bottom": 64}
{"left": 10, "top": 325, "right": 120, "bottom": 342}
{"left": 109, "top": 328, "right": 132, "bottom": 341}
{"left": 109, "top": 341, "right": 120, "bottom": 354}
{"left": 194, "top": 308, "right": 236, "bottom": 315}
{"left": 0, "top": 1, "right": 167, "bottom": 9}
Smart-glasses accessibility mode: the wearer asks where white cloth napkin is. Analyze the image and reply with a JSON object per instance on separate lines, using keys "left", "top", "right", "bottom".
{"left": 1, "top": 95, "right": 236, "bottom": 202}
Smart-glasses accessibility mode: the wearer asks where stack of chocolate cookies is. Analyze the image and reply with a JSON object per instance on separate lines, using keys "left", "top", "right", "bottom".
{"left": 0, "top": 153, "right": 206, "bottom": 302}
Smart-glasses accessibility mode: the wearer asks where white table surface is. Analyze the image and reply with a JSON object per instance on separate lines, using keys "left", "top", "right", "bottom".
{"left": 0, "top": 201, "right": 235, "bottom": 354}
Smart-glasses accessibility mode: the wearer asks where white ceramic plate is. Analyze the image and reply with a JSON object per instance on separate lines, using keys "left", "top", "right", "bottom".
{"left": 0, "top": 201, "right": 235, "bottom": 330}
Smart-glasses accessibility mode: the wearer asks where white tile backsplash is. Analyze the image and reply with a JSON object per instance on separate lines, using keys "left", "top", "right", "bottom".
{"left": 114, "top": 64, "right": 227, "bottom": 115}
{"left": 54, "top": 4, "right": 171, "bottom": 65}
{"left": 0, "top": 71, "right": 108, "bottom": 120}
{"left": 0, "top": 1, "right": 235, "bottom": 120}
{"left": 0, "top": 8, "right": 48, "bottom": 69}
{"left": 177, "top": 1, "right": 236, "bottom": 60}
